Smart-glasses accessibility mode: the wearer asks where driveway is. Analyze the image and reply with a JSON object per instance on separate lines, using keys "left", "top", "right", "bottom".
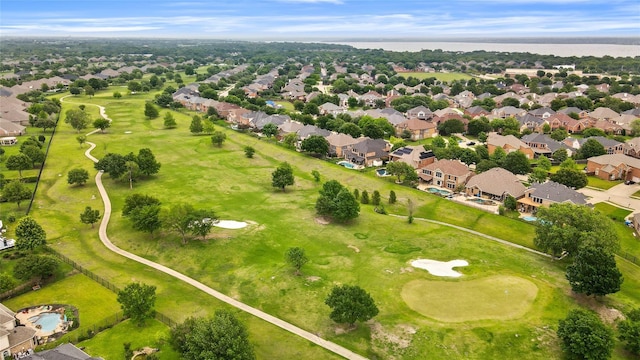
{"left": 578, "top": 182, "right": 640, "bottom": 218}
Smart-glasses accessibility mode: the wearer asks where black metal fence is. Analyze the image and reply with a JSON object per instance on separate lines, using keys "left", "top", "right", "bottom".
{"left": 46, "top": 247, "right": 121, "bottom": 293}
{"left": 619, "top": 251, "right": 639, "bottom": 266}
{"left": 25, "top": 119, "right": 59, "bottom": 216}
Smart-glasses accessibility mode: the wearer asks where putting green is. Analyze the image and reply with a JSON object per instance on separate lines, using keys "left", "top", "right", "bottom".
{"left": 401, "top": 275, "right": 538, "bottom": 322}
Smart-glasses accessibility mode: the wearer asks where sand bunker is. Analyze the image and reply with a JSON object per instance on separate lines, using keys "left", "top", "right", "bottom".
{"left": 410, "top": 259, "right": 468, "bottom": 277}
{"left": 213, "top": 220, "right": 248, "bottom": 229}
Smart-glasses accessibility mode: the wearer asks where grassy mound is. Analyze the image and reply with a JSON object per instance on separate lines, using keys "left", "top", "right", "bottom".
{"left": 401, "top": 275, "right": 538, "bottom": 322}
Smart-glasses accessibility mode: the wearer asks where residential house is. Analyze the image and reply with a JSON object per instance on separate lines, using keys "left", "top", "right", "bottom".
{"left": 297, "top": 125, "right": 331, "bottom": 140}
{"left": 546, "top": 113, "right": 589, "bottom": 133}
{"left": 344, "top": 138, "right": 390, "bottom": 167}
{"left": 521, "top": 133, "right": 574, "bottom": 158}
{"left": 418, "top": 159, "right": 473, "bottom": 190}
{"left": 389, "top": 145, "right": 435, "bottom": 169}
{"left": 325, "top": 132, "right": 360, "bottom": 158}
{"left": 465, "top": 168, "right": 526, "bottom": 201}
{"left": 623, "top": 137, "right": 640, "bottom": 159}
{"left": 22, "top": 343, "right": 97, "bottom": 360}
{"left": 492, "top": 106, "right": 527, "bottom": 119}
{"left": 517, "top": 181, "right": 589, "bottom": 213}
{"left": 613, "top": 93, "right": 640, "bottom": 106}
{"left": 590, "top": 107, "right": 619, "bottom": 121}
{"left": 465, "top": 106, "right": 490, "bottom": 118}
{"left": 0, "top": 119, "right": 26, "bottom": 136}
{"left": 486, "top": 132, "right": 535, "bottom": 159}
{"left": 394, "top": 118, "right": 437, "bottom": 140}
{"left": 0, "top": 303, "right": 37, "bottom": 358}
{"left": 586, "top": 154, "right": 640, "bottom": 182}
{"left": 633, "top": 213, "right": 640, "bottom": 235}
{"left": 516, "top": 113, "right": 545, "bottom": 133}
{"left": 319, "top": 102, "right": 344, "bottom": 116}
{"left": 528, "top": 107, "right": 555, "bottom": 119}
{"left": 592, "top": 119, "right": 625, "bottom": 135}
{"left": 277, "top": 120, "right": 304, "bottom": 140}
{"left": 406, "top": 106, "right": 433, "bottom": 120}
{"left": 576, "top": 136, "right": 624, "bottom": 155}
{"left": 557, "top": 107, "right": 589, "bottom": 118}
{"left": 358, "top": 90, "right": 383, "bottom": 106}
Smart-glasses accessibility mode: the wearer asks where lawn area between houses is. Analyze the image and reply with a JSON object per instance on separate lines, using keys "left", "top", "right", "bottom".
{"left": 588, "top": 176, "right": 624, "bottom": 190}
{"left": 396, "top": 72, "right": 472, "bottom": 82}
{"left": 22, "top": 89, "right": 640, "bottom": 359}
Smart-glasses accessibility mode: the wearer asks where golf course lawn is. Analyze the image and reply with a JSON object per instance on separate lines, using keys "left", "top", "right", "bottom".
{"left": 402, "top": 275, "right": 538, "bottom": 322}
{"left": 9, "top": 88, "right": 639, "bottom": 359}
{"left": 395, "top": 72, "right": 472, "bottom": 82}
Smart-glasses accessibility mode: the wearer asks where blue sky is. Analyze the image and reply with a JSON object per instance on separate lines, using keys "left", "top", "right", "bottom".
{"left": 1, "top": 0, "right": 639, "bottom": 39}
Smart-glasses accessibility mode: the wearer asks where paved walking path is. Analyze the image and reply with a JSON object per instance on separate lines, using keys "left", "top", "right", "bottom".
{"left": 72, "top": 94, "right": 368, "bottom": 359}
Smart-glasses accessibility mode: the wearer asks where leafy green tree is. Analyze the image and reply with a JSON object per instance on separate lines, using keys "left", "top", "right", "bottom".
{"left": 432, "top": 135, "right": 446, "bottom": 148}
{"left": 6, "top": 153, "right": 33, "bottom": 178}
{"left": 0, "top": 273, "right": 15, "bottom": 293}
{"left": 311, "top": 170, "right": 321, "bottom": 182}
{"left": 300, "top": 135, "right": 329, "bottom": 156}
{"left": 122, "top": 194, "right": 161, "bottom": 217}
{"left": 95, "top": 153, "right": 127, "bottom": 179}
{"left": 582, "top": 128, "right": 607, "bottom": 138}
{"left": 550, "top": 128, "right": 569, "bottom": 141}
{"left": 504, "top": 195, "right": 517, "bottom": 211}
{"left": 163, "top": 112, "right": 177, "bottom": 129}
{"left": 316, "top": 180, "right": 359, "bottom": 222}
{"left": 76, "top": 135, "right": 87, "bottom": 148}
{"left": 13, "top": 255, "right": 58, "bottom": 281}
{"left": 190, "top": 115, "right": 203, "bottom": 134}
{"left": 437, "top": 119, "right": 465, "bottom": 136}
{"left": 389, "top": 190, "right": 396, "bottom": 204}
{"left": 20, "top": 145, "right": 45, "bottom": 167}
{"left": 113, "top": 91, "right": 122, "bottom": 99}
{"left": 15, "top": 216, "right": 46, "bottom": 250}
{"left": 476, "top": 159, "right": 499, "bottom": 173}
{"left": 172, "top": 311, "right": 255, "bottom": 360}
{"left": 566, "top": 246, "right": 623, "bottom": 297}
{"left": 262, "top": 123, "right": 278, "bottom": 138}
{"left": 618, "top": 308, "right": 640, "bottom": 355}
{"left": 117, "top": 282, "right": 156, "bottom": 326}
{"left": 188, "top": 209, "right": 217, "bottom": 241}
{"left": 325, "top": 285, "right": 379, "bottom": 327}
{"left": 338, "top": 122, "right": 361, "bottom": 138}
{"left": 353, "top": 189, "right": 359, "bottom": 200}
{"left": 490, "top": 147, "right": 506, "bottom": 165}
{"left": 285, "top": 247, "right": 309, "bottom": 276}
{"left": 67, "top": 168, "right": 89, "bottom": 186}
{"left": 477, "top": 131, "right": 488, "bottom": 143}
{"left": 93, "top": 118, "right": 111, "bottom": 133}
{"left": 528, "top": 167, "right": 548, "bottom": 184}
{"left": 550, "top": 168, "right": 588, "bottom": 189}
{"left": 502, "top": 151, "right": 530, "bottom": 175}
{"left": 631, "top": 119, "right": 640, "bottom": 136}
{"left": 36, "top": 118, "right": 56, "bottom": 133}
{"left": 2, "top": 180, "right": 31, "bottom": 209}
{"left": 535, "top": 203, "right": 618, "bottom": 257}
{"left": 272, "top": 162, "right": 295, "bottom": 192}
{"left": 372, "top": 190, "right": 381, "bottom": 206}
{"left": 136, "top": 148, "right": 161, "bottom": 176}
{"left": 144, "top": 102, "right": 159, "bottom": 119}
{"left": 129, "top": 204, "right": 161, "bottom": 236}
{"left": 282, "top": 133, "right": 298, "bottom": 148}
{"left": 161, "top": 203, "right": 199, "bottom": 245}
{"left": 362, "top": 123, "right": 384, "bottom": 139}
{"left": 64, "top": 109, "right": 90, "bottom": 133}
{"left": 360, "top": 190, "right": 370, "bottom": 204}
{"left": 386, "top": 161, "right": 417, "bottom": 184}
{"left": 578, "top": 138, "right": 606, "bottom": 159}
{"left": 553, "top": 148, "right": 568, "bottom": 162}
{"left": 244, "top": 146, "right": 255, "bottom": 158}
{"left": 537, "top": 155, "right": 552, "bottom": 171}
{"left": 80, "top": 206, "right": 101, "bottom": 228}
{"left": 211, "top": 131, "right": 227, "bottom": 147}
{"left": 557, "top": 309, "right": 614, "bottom": 360}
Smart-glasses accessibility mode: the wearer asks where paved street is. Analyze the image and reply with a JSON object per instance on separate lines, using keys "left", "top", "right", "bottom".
{"left": 578, "top": 182, "right": 640, "bottom": 218}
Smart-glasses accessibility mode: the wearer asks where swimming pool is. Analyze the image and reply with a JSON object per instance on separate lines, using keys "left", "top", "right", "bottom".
{"left": 427, "top": 187, "right": 452, "bottom": 196}
{"left": 376, "top": 168, "right": 389, "bottom": 176}
{"left": 28, "top": 312, "right": 65, "bottom": 332}
{"left": 522, "top": 216, "right": 538, "bottom": 222}
{"left": 337, "top": 161, "right": 356, "bottom": 169}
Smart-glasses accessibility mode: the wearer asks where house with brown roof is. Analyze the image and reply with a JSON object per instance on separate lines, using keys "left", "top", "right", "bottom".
{"left": 465, "top": 168, "right": 526, "bottom": 201}
{"left": 344, "top": 138, "right": 390, "bottom": 167}
{"left": 418, "top": 159, "right": 473, "bottom": 190}
{"left": 325, "top": 132, "right": 361, "bottom": 158}
{"left": 517, "top": 181, "right": 589, "bottom": 213}
{"left": 521, "top": 133, "right": 575, "bottom": 158}
{"left": 586, "top": 154, "right": 640, "bottom": 182}
{"left": 486, "top": 132, "right": 535, "bottom": 159}
{"left": 590, "top": 107, "right": 619, "bottom": 121}
{"left": 406, "top": 106, "right": 433, "bottom": 120}
{"left": 389, "top": 145, "right": 435, "bottom": 169}
{"left": 394, "top": 118, "right": 437, "bottom": 140}
{"left": 1, "top": 303, "right": 37, "bottom": 357}
{"left": 546, "top": 113, "right": 589, "bottom": 133}
{"left": 591, "top": 119, "right": 625, "bottom": 135}
{"left": 623, "top": 137, "right": 640, "bottom": 159}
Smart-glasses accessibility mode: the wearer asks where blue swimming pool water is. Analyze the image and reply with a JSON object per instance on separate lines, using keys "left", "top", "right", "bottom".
{"left": 427, "top": 187, "right": 451, "bottom": 196}
{"left": 28, "top": 312, "right": 64, "bottom": 332}
{"left": 337, "top": 161, "right": 355, "bottom": 169}
{"left": 522, "top": 216, "right": 538, "bottom": 222}
{"left": 376, "top": 168, "right": 388, "bottom": 176}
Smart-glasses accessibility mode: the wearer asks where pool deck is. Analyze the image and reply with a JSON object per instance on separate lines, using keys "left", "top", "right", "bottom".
{"left": 418, "top": 185, "right": 500, "bottom": 214}
{"left": 15, "top": 306, "right": 68, "bottom": 337}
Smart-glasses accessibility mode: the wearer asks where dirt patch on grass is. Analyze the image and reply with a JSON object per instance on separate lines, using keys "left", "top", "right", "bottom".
{"left": 306, "top": 276, "right": 321, "bottom": 282}
{"left": 315, "top": 216, "right": 330, "bottom": 225}
{"left": 370, "top": 321, "right": 416, "bottom": 359}
{"left": 348, "top": 245, "right": 360, "bottom": 253}
{"left": 571, "top": 292, "right": 625, "bottom": 324}
{"left": 399, "top": 267, "right": 414, "bottom": 274}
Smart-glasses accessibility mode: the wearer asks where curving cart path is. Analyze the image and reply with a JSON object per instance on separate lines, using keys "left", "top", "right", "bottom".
{"left": 74, "top": 97, "right": 368, "bottom": 360}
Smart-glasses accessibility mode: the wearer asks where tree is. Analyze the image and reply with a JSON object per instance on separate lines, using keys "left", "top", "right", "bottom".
{"left": 0, "top": 273, "right": 15, "bottom": 293}
{"left": 190, "top": 115, "right": 203, "bottom": 135}
{"left": 171, "top": 311, "right": 255, "bottom": 360}
{"left": 95, "top": 153, "right": 127, "bottom": 179}
{"left": 144, "top": 102, "right": 159, "bottom": 119}
{"left": 136, "top": 148, "right": 161, "bottom": 176}
{"left": 285, "top": 247, "right": 308, "bottom": 276}
{"left": 6, "top": 153, "right": 33, "bottom": 178}
{"left": 69, "top": 87, "right": 81, "bottom": 95}
{"left": 122, "top": 194, "right": 161, "bottom": 217}
{"left": 244, "top": 146, "right": 255, "bottom": 158}
{"left": 76, "top": 135, "right": 87, "bottom": 148}
{"left": 566, "top": 246, "right": 623, "bottom": 297}
{"left": 502, "top": 151, "right": 530, "bottom": 175}
{"left": 553, "top": 148, "right": 568, "bottom": 162}
{"left": 537, "top": 155, "right": 552, "bottom": 171}
{"left": 300, "top": 135, "right": 329, "bottom": 156}
{"left": 360, "top": 190, "right": 369, "bottom": 204}
{"left": 386, "top": 161, "right": 416, "bottom": 184}
{"left": 362, "top": 123, "right": 384, "bottom": 139}
{"left": 490, "top": 147, "right": 506, "bottom": 165}
{"left": 2, "top": 180, "right": 31, "bottom": 209}
{"left": 13, "top": 255, "right": 58, "bottom": 281}
{"left": 36, "top": 118, "right": 56, "bottom": 133}
{"left": 161, "top": 203, "right": 199, "bottom": 245}
{"left": 437, "top": 119, "right": 465, "bottom": 136}
{"left": 371, "top": 190, "right": 381, "bottom": 206}
{"left": 550, "top": 128, "right": 569, "bottom": 141}
{"left": 338, "top": 122, "right": 361, "bottom": 138}
{"left": 15, "top": 216, "right": 46, "bottom": 250}
{"left": 311, "top": 170, "right": 321, "bottom": 182}
{"left": 534, "top": 203, "right": 618, "bottom": 257}
{"left": 93, "top": 118, "right": 111, "bottom": 133}
{"left": 582, "top": 128, "right": 607, "bottom": 138}
{"left": 80, "top": 206, "right": 101, "bottom": 228}
{"left": 550, "top": 168, "right": 588, "bottom": 189}
{"left": 188, "top": 209, "right": 217, "bottom": 241}
{"left": 272, "top": 162, "right": 294, "bottom": 192}
{"left": 578, "top": 138, "right": 606, "bottom": 159}
{"left": 476, "top": 159, "right": 499, "bottom": 173}
{"left": 64, "top": 109, "right": 90, "bottom": 133}
{"left": 117, "top": 282, "right": 156, "bottom": 326}
{"left": 325, "top": 285, "right": 379, "bottom": 327}
{"left": 163, "top": 112, "right": 177, "bottom": 129}
{"left": 211, "top": 131, "right": 227, "bottom": 147}
{"left": 67, "top": 168, "right": 89, "bottom": 186}
{"left": 315, "top": 180, "right": 360, "bottom": 223}
{"left": 459, "top": 148, "right": 480, "bottom": 166}
{"left": 631, "top": 118, "right": 640, "bottom": 136}
{"left": 504, "top": 195, "right": 517, "bottom": 211}
{"left": 20, "top": 145, "right": 45, "bottom": 167}
{"left": 262, "top": 123, "right": 278, "bottom": 138}
{"left": 618, "top": 308, "right": 640, "bottom": 355}
{"left": 528, "top": 167, "right": 548, "bottom": 184}
{"left": 113, "top": 91, "right": 122, "bottom": 99}
{"left": 129, "top": 204, "right": 162, "bottom": 236}
{"left": 389, "top": 190, "right": 396, "bottom": 204}
{"left": 557, "top": 309, "right": 614, "bottom": 360}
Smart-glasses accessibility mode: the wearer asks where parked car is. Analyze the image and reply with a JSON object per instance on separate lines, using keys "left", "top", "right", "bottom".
{"left": 625, "top": 180, "right": 636, "bottom": 185}
{"left": 466, "top": 141, "right": 475, "bottom": 146}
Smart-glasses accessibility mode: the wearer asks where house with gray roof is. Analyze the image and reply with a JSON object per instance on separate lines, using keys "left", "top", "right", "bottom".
{"left": 22, "top": 343, "right": 99, "bottom": 360}
{"left": 521, "top": 133, "right": 574, "bottom": 158}
{"left": 297, "top": 125, "right": 330, "bottom": 140}
{"left": 517, "top": 181, "right": 589, "bottom": 213}
{"left": 344, "top": 138, "right": 390, "bottom": 167}
{"left": 465, "top": 168, "right": 526, "bottom": 201}
{"left": 325, "top": 132, "right": 361, "bottom": 158}
{"left": 577, "top": 136, "right": 623, "bottom": 155}
{"left": 418, "top": 159, "right": 473, "bottom": 190}
{"left": 0, "top": 119, "right": 26, "bottom": 137}
{"left": 389, "top": 145, "right": 435, "bottom": 169}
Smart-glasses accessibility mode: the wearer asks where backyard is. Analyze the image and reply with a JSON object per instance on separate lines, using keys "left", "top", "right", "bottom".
{"left": 4, "top": 87, "right": 639, "bottom": 359}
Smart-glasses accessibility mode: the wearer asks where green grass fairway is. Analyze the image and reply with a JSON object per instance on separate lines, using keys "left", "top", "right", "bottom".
{"left": 401, "top": 275, "right": 538, "bottom": 322}
{"left": 396, "top": 72, "right": 472, "bottom": 82}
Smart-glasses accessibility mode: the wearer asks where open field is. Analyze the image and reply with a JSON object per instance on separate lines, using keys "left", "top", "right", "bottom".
{"left": 395, "top": 72, "right": 472, "bottom": 82}
{"left": 17, "top": 88, "right": 640, "bottom": 359}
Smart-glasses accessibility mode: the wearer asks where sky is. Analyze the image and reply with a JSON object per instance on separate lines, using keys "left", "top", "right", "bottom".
{"left": 1, "top": 0, "right": 639, "bottom": 40}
